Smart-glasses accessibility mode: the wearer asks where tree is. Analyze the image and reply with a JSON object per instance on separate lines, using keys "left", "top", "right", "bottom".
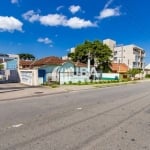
{"left": 18, "top": 53, "right": 35, "bottom": 60}
{"left": 128, "top": 68, "right": 142, "bottom": 78}
{"left": 68, "top": 40, "right": 112, "bottom": 72}
{"left": 0, "top": 64, "right": 4, "bottom": 70}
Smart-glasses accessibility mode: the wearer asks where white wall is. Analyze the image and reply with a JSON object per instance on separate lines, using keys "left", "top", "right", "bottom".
{"left": 19, "top": 69, "right": 39, "bottom": 86}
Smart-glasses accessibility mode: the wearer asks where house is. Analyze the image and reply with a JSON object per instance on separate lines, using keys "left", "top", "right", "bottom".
{"left": 110, "top": 63, "right": 129, "bottom": 73}
{"left": 19, "top": 60, "right": 34, "bottom": 69}
{"left": 31, "top": 56, "right": 89, "bottom": 84}
{"left": 32, "top": 56, "right": 65, "bottom": 83}
{"left": 19, "top": 56, "right": 90, "bottom": 85}
{"left": 19, "top": 55, "right": 121, "bottom": 86}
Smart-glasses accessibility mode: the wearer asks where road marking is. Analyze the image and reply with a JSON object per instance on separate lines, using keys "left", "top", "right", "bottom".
{"left": 12, "top": 123, "right": 23, "bottom": 128}
{"left": 77, "top": 107, "right": 82, "bottom": 110}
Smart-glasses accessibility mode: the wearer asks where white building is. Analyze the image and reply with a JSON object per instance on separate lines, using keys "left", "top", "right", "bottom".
{"left": 103, "top": 39, "right": 145, "bottom": 69}
{"left": 103, "top": 39, "right": 116, "bottom": 52}
{"left": 0, "top": 53, "right": 19, "bottom": 70}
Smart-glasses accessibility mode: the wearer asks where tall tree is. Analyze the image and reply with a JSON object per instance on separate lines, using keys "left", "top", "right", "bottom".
{"left": 0, "top": 64, "right": 4, "bottom": 70}
{"left": 18, "top": 53, "right": 35, "bottom": 60}
{"left": 68, "top": 40, "right": 112, "bottom": 72}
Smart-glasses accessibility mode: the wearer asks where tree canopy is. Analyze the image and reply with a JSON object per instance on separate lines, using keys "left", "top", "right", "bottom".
{"left": 68, "top": 40, "right": 113, "bottom": 72}
{"left": 128, "top": 68, "right": 142, "bottom": 77}
{"left": 0, "top": 64, "right": 4, "bottom": 70}
{"left": 18, "top": 53, "right": 35, "bottom": 60}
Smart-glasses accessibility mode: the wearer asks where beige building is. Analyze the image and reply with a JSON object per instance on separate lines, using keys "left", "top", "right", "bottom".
{"left": 103, "top": 39, "right": 145, "bottom": 69}
{"left": 103, "top": 39, "right": 116, "bottom": 52}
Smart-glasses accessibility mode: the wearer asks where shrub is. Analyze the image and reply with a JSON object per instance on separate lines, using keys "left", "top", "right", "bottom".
{"left": 78, "top": 80, "right": 82, "bottom": 85}
{"left": 84, "top": 81, "right": 88, "bottom": 85}
{"left": 68, "top": 81, "right": 72, "bottom": 85}
{"left": 51, "top": 84, "right": 59, "bottom": 88}
{"left": 145, "top": 74, "right": 150, "bottom": 78}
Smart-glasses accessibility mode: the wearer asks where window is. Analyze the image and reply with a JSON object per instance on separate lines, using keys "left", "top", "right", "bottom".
{"left": 114, "top": 51, "right": 117, "bottom": 55}
{"left": 132, "top": 62, "right": 137, "bottom": 68}
{"left": 114, "top": 57, "right": 117, "bottom": 61}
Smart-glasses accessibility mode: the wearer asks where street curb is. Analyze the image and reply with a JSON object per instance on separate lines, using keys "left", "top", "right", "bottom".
{"left": 0, "top": 90, "right": 68, "bottom": 102}
{"left": 0, "top": 80, "right": 149, "bottom": 102}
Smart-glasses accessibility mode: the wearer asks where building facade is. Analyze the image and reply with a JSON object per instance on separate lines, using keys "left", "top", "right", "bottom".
{"left": 0, "top": 53, "right": 19, "bottom": 70}
{"left": 103, "top": 39, "right": 145, "bottom": 69}
{"left": 0, "top": 53, "right": 20, "bottom": 82}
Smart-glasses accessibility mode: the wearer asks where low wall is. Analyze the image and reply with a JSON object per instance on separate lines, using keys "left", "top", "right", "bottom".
{"left": 59, "top": 73, "right": 119, "bottom": 84}
{"left": 19, "top": 69, "right": 38, "bottom": 86}
{"left": 59, "top": 74, "right": 88, "bottom": 84}
{"left": 102, "top": 73, "right": 119, "bottom": 80}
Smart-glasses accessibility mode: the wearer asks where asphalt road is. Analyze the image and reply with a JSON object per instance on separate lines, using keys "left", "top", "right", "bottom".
{"left": 0, "top": 82, "right": 150, "bottom": 150}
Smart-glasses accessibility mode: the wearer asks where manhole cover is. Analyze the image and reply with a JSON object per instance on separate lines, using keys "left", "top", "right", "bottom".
{"left": 34, "top": 92, "right": 44, "bottom": 94}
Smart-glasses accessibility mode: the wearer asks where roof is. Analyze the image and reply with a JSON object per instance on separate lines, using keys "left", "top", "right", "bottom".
{"left": 74, "top": 61, "right": 87, "bottom": 67}
{"left": 145, "top": 64, "right": 150, "bottom": 70}
{"left": 110, "top": 63, "right": 129, "bottom": 73}
{"left": 26, "top": 55, "right": 93, "bottom": 68}
{"left": 33, "top": 56, "right": 64, "bottom": 66}
{"left": 20, "top": 60, "right": 34, "bottom": 66}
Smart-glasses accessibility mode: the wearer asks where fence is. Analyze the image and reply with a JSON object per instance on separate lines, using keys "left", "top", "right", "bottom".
{"left": 55, "top": 72, "right": 119, "bottom": 84}
{"left": 17, "top": 70, "right": 120, "bottom": 86}
{"left": 0, "top": 69, "right": 20, "bottom": 83}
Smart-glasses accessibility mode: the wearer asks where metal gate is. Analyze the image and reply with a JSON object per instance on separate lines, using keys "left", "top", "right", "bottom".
{"left": 0, "top": 70, "right": 20, "bottom": 83}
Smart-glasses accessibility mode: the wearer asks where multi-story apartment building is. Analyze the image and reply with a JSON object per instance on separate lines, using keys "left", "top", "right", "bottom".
{"left": 103, "top": 39, "right": 145, "bottom": 69}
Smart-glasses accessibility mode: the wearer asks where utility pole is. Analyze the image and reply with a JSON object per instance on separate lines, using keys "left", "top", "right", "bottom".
{"left": 118, "top": 59, "right": 120, "bottom": 73}
{"left": 87, "top": 51, "right": 91, "bottom": 76}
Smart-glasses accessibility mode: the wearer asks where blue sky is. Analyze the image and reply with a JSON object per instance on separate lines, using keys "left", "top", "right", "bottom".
{"left": 0, "top": 0, "right": 150, "bottom": 63}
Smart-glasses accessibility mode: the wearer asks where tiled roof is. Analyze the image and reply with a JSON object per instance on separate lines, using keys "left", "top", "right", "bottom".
{"left": 110, "top": 63, "right": 129, "bottom": 73}
{"left": 33, "top": 56, "right": 64, "bottom": 66}
{"left": 20, "top": 60, "right": 34, "bottom": 66}
{"left": 74, "top": 62, "right": 87, "bottom": 67}
{"left": 19, "top": 60, "right": 34, "bottom": 69}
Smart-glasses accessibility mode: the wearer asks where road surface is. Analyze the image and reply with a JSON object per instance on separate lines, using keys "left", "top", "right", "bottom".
{"left": 0, "top": 82, "right": 150, "bottom": 150}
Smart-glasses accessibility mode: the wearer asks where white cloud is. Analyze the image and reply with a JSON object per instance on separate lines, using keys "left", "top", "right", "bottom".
{"left": 22, "top": 11, "right": 96, "bottom": 29}
{"left": 37, "top": 37, "right": 52, "bottom": 44}
{"left": 56, "top": 5, "right": 64, "bottom": 11}
{"left": 11, "top": 0, "right": 18, "bottom": 4}
{"left": 99, "top": 7, "right": 121, "bottom": 19}
{"left": 0, "top": 16, "right": 23, "bottom": 32}
{"left": 22, "top": 10, "right": 40, "bottom": 22}
{"left": 69, "top": 5, "right": 81, "bottom": 14}
{"left": 66, "top": 17, "right": 97, "bottom": 29}
{"left": 98, "top": 0, "right": 121, "bottom": 19}
{"left": 104, "top": 0, "right": 114, "bottom": 9}
{"left": 39, "top": 14, "right": 67, "bottom": 26}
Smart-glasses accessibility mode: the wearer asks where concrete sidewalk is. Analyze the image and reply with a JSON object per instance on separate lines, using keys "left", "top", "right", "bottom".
{"left": 0, "top": 79, "right": 150, "bottom": 101}
{"left": 0, "top": 83, "right": 96, "bottom": 101}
